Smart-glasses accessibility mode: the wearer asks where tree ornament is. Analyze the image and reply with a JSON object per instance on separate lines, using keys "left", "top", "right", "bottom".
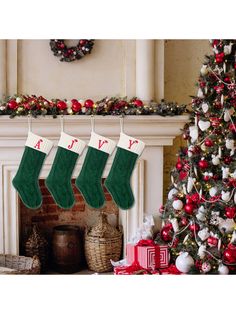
{"left": 196, "top": 205, "right": 207, "bottom": 221}
{"left": 197, "top": 88, "right": 204, "bottom": 98}
{"left": 204, "top": 138, "right": 213, "bottom": 147}
{"left": 221, "top": 191, "right": 231, "bottom": 202}
{"left": 8, "top": 100, "right": 18, "bottom": 110}
{"left": 84, "top": 99, "right": 94, "bottom": 108}
{"left": 189, "top": 125, "right": 199, "bottom": 143}
{"left": 176, "top": 161, "right": 183, "bottom": 170}
{"left": 223, "top": 243, "right": 236, "bottom": 265}
{"left": 198, "top": 120, "right": 211, "bottom": 131}
{"left": 225, "top": 207, "right": 236, "bottom": 219}
{"left": 168, "top": 188, "right": 178, "bottom": 200}
{"left": 224, "top": 42, "right": 233, "bottom": 55}
{"left": 170, "top": 218, "right": 179, "bottom": 232}
{"left": 198, "top": 159, "right": 209, "bottom": 169}
{"left": 57, "top": 101, "right": 67, "bottom": 110}
{"left": 180, "top": 217, "right": 188, "bottom": 226}
{"left": 184, "top": 203, "right": 194, "bottom": 215}
{"left": 160, "top": 224, "right": 173, "bottom": 242}
{"left": 207, "top": 236, "right": 218, "bottom": 247}
{"left": 198, "top": 244, "right": 206, "bottom": 259}
{"left": 187, "top": 177, "right": 195, "bottom": 193}
{"left": 225, "top": 139, "right": 235, "bottom": 156}
{"left": 175, "top": 252, "right": 194, "bottom": 273}
{"left": 222, "top": 167, "right": 230, "bottom": 179}
{"left": 211, "top": 154, "right": 220, "bottom": 165}
{"left": 172, "top": 199, "right": 184, "bottom": 210}
{"left": 218, "top": 218, "right": 236, "bottom": 234}
{"left": 224, "top": 108, "right": 234, "bottom": 122}
{"left": 198, "top": 227, "right": 210, "bottom": 241}
{"left": 218, "top": 263, "right": 229, "bottom": 275}
{"left": 201, "top": 261, "right": 212, "bottom": 273}
{"left": 209, "top": 186, "right": 217, "bottom": 197}
{"left": 224, "top": 156, "right": 232, "bottom": 165}
{"left": 200, "top": 65, "right": 209, "bottom": 76}
{"left": 189, "top": 223, "right": 200, "bottom": 233}
{"left": 201, "top": 102, "right": 209, "bottom": 113}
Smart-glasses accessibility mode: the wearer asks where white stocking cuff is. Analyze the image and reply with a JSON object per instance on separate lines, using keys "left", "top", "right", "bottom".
{"left": 117, "top": 132, "right": 145, "bottom": 156}
{"left": 25, "top": 131, "right": 53, "bottom": 155}
{"left": 58, "top": 132, "right": 86, "bottom": 155}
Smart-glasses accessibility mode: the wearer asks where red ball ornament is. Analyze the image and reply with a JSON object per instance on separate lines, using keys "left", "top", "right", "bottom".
{"left": 84, "top": 99, "right": 94, "bottom": 108}
{"left": 225, "top": 207, "right": 236, "bottom": 219}
{"left": 180, "top": 217, "right": 188, "bottom": 226}
{"left": 198, "top": 159, "right": 208, "bottom": 169}
{"left": 189, "top": 223, "right": 200, "bottom": 233}
{"left": 133, "top": 99, "right": 143, "bottom": 107}
{"left": 223, "top": 243, "right": 236, "bottom": 265}
{"left": 204, "top": 138, "right": 213, "bottom": 147}
{"left": 23, "top": 102, "right": 31, "bottom": 110}
{"left": 176, "top": 161, "right": 183, "bottom": 171}
{"left": 57, "top": 101, "right": 67, "bottom": 110}
{"left": 207, "top": 236, "right": 218, "bottom": 247}
{"left": 8, "top": 100, "right": 18, "bottom": 110}
{"left": 79, "top": 40, "right": 87, "bottom": 46}
{"left": 160, "top": 224, "right": 173, "bottom": 242}
{"left": 184, "top": 203, "right": 194, "bottom": 215}
{"left": 224, "top": 156, "right": 232, "bottom": 165}
{"left": 71, "top": 99, "right": 82, "bottom": 112}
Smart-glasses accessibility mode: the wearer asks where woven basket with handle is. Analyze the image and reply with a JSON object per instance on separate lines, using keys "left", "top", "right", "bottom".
{"left": 85, "top": 213, "right": 122, "bottom": 273}
{"left": 0, "top": 254, "right": 40, "bottom": 274}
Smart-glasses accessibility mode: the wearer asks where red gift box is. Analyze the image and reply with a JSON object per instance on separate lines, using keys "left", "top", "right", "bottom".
{"left": 126, "top": 239, "right": 169, "bottom": 270}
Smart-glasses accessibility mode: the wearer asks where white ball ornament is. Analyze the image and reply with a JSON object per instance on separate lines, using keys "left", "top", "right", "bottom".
{"left": 172, "top": 199, "right": 183, "bottom": 211}
{"left": 16, "top": 97, "right": 22, "bottom": 104}
{"left": 221, "top": 191, "right": 230, "bottom": 202}
{"left": 201, "top": 262, "right": 211, "bottom": 273}
{"left": 175, "top": 252, "right": 194, "bottom": 273}
{"left": 168, "top": 188, "right": 178, "bottom": 200}
{"left": 218, "top": 263, "right": 229, "bottom": 275}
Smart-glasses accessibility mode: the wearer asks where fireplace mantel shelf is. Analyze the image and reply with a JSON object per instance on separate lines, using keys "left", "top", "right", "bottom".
{"left": 0, "top": 114, "right": 189, "bottom": 255}
{"left": 0, "top": 115, "right": 189, "bottom": 146}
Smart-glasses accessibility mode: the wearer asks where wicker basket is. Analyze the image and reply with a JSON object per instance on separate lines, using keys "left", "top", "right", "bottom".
{"left": 85, "top": 213, "right": 122, "bottom": 273}
{"left": 0, "top": 254, "right": 40, "bottom": 274}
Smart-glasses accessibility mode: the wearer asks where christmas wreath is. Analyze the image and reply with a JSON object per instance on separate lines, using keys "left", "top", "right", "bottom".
{"left": 50, "top": 40, "right": 95, "bottom": 62}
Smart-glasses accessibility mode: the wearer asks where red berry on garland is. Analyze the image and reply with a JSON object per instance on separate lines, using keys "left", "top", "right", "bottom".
{"left": 198, "top": 159, "right": 208, "bottom": 169}
{"left": 133, "top": 99, "right": 143, "bottom": 107}
{"left": 184, "top": 203, "right": 195, "bottom": 215}
{"left": 225, "top": 207, "right": 236, "bottom": 219}
{"left": 57, "top": 101, "right": 67, "bottom": 110}
{"left": 160, "top": 224, "right": 173, "bottom": 242}
{"left": 8, "top": 100, "right": 18, "bottom": 110}
{"left": 176, "top": 161, "right": 183, "bottom": 171}
{"left": 204, "top": 138, "right": 213, "bottom": 147}
{"left": 71, "top": 99, "right": 82, "bottom": 112}
{"left": 84, "top": 99, "right": 94, "bottom": 108}
{"left": 207, "top": 236, "right": 218, "bottom": 247}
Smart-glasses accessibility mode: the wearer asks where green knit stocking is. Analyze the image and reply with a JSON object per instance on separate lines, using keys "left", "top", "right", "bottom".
{"left": 46, "top": 132, "right": 86, "bottom": 209}
{"left": 76, "top": 132, "right": 116, "bottom": 209}
{"left": 105, "top": 132, "right": 145, "bottom": 210}
{"left": 12, "top": 131, "right": 53, "bottom": 209}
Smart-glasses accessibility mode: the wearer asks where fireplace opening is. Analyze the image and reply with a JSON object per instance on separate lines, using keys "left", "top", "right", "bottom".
{"left": 19, "top": 178, "right": 120, "bottom": 273}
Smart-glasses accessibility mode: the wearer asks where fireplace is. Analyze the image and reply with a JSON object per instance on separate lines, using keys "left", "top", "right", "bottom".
{"left": 0, "top": 115, "right": 188, "bottom": 256}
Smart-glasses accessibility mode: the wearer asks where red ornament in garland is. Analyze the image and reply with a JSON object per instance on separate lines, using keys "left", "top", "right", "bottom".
{"left": 204, "top": 138, "right": 213, "bottom": 147}
{"left": 8, "top": 100, "right": 18, "bottom": 110}
{"left": 57, "top": 101, "right": 67, "bottom": 110}
{"left": 133, "top": 99, "right": 143, "bottom": 107}
{"left": 198, "top": 159, "right": 209, "bottom": 169}
{"left": 71, "top": 99, "right": 82, "bottom": 112}
{"left": 160, "top": 224, "right": 173, "bottom": 242}
{"left": 84, "top": 99, "right": 94, "bottom": 108}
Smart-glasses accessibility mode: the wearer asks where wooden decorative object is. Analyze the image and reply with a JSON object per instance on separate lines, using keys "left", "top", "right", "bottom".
{"left": 85, "top": 213, "right": 122, "bottom": 273}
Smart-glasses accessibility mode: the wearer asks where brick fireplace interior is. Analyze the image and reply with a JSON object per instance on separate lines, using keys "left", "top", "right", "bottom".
{"left": 19, "top": 178, "right": 119, "bottom": 273}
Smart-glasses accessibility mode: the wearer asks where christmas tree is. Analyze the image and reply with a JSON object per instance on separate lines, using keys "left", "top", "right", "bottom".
{"left": 160, "top": 40, "right": 236, "bottom": 274}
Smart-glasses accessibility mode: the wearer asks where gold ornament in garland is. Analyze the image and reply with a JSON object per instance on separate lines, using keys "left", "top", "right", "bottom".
{"left": 50, "top": 39, "right": 95, "bottom": 62}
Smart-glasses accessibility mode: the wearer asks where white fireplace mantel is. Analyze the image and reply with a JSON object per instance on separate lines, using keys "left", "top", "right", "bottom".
{"left": 0, "top": 115, "right": 189, "bottom": 255}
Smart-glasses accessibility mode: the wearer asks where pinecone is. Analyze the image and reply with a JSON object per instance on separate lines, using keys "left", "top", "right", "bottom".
{"left": 25, "top": 224, "right": 48, "bottom": 273}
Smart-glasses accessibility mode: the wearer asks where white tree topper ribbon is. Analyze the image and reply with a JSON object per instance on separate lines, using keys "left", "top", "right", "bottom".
{"left": 25, "top": 131, "right": 53, "bottom": 155}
